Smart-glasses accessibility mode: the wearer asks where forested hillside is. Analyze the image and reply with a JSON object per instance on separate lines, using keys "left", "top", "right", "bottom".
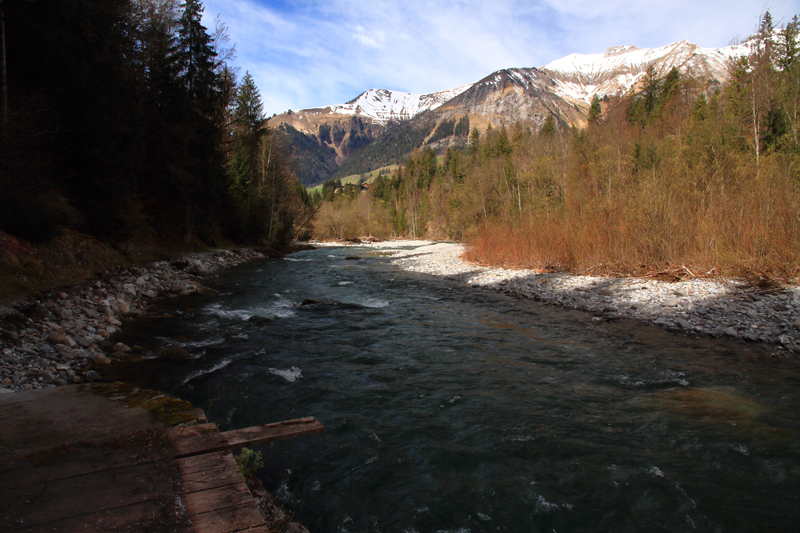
{"left": 312, "top": 13, "right": 800, "bottom": 281}
{"left": 329, "top": 118, "right": 437, "bottom": 180}
{"left": 0, "top": 0, "right": 307, "bottom": 248}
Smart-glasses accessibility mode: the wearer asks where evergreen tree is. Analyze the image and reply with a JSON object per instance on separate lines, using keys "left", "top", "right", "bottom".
{"left": 540, "top": 115, "right": 556, "bottom": 137}
{"left": 629, "top": 65, "right": 662, "bottom": 125}
{"left": 231, "top": 71, "right": 267, "bottom": 189}
{"left": 467, "top": 127, "right": 480, "bottom": 155}
{"left": 454, "top": 115, "right": 470, "bottom": 137}
{"left": 692, "top": 93, "right": 708, "bottom": 121}
{"left": 778, "top": 15, "right": 799, "bottom": 70}
{"left": 174, "top": 0, "right": 227, "bottom": 243}
{"left": 588, "top": 95, "right": 602, "bottom": 123}
{"left": 176, "top": 0, "right": 217, "bottom": 107}
{"left": 659, "top": 68, "right": 681, "bottom": 105}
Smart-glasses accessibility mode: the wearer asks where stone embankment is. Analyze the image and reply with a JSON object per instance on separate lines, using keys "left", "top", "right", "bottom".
{"left": 0, "top": 249, "right": 264, "bottom": 393}
{"left": 350, "top": 241, "right": 800, "bottom": 354}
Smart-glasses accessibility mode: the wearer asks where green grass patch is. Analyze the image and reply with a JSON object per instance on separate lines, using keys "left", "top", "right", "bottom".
{"left": 307, "top": 165, "right": 399, "bottom": 192}
{"left": 91, "top": 382, "right": 201, "bottom": 426}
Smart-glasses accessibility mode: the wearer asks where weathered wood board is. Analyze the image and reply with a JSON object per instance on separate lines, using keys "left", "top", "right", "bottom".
{"left": 169, "top": 417, "right": 324, "bottom": 458}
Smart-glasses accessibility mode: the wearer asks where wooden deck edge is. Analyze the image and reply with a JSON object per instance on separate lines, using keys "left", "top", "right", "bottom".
{"left": 169, "top": 417, "right": 324, "bottom": 459}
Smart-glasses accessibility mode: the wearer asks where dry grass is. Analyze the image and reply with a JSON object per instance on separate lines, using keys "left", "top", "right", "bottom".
{"left": 465, "top": 158, "right": 800, "bottom": 283}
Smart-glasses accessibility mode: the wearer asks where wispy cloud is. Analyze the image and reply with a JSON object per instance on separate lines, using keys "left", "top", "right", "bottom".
{"left": 202, "top": 0, "right": 798, "bottom": 116}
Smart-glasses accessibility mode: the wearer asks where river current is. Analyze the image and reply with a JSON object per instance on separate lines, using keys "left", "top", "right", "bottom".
{"left": 113, "top": 246, "right": 800, "bottom": 532}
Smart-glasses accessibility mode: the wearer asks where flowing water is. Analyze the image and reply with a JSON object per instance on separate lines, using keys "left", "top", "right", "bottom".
{"left": 112, "top": 246, "right": 800, "bottom": 532}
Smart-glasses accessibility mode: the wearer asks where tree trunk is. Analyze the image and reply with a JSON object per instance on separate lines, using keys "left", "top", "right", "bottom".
{"left": 752, "top": 84, "right": 760, "bottom": 177}
{"left": 1, "top": 0, "right": 7, "bottom": 125}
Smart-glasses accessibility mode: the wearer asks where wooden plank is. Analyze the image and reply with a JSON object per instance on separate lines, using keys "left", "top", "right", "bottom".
{"left": 2, "top": 479, "right": 162, "bottom": 527}
{"left": 0, "top": 457, "right": 155, "bottom": 490}
{"left": 176, "top": 450, "right": 237, "bottom": 475}
{"left": 181, "top": 462, "right": 244, "bottom": 494}
{"left": 189, "top": 502, "right": 266, "bottom": 533}
{"left": 20, "top": 500, "right": 167, "bottom": 533}
{"left": 169, "top": 423, "right": 229, "bottom": 459}
{"left": 0, "top": 464, "right": 158, "bottom": 503}
{"left": 170, "top": 417, "right": 324, "bottom": 458}
{"left": 184, "top": 481, "right": 253, "bottom": 515}
{"left": 169, "top": 422, "right": 220, "bottom": 437}
{"left": 222, "top": 417, "right": 324, "bottom": 450}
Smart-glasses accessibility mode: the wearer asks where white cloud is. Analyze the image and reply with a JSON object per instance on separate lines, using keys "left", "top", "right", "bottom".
{"left": 201, "top": 0, "right": 798, "bottom": 116}
{"left": 351, "top": 25, "right": 386, "bottom": 49}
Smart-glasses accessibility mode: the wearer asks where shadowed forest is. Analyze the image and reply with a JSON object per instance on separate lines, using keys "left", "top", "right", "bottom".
{"left": 0, "top": 0, "right": 308, "bottom": 249}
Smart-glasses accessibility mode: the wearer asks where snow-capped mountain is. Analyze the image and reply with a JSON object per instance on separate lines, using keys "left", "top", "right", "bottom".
{"left": 320, "top": 85, "right": 474, "bottom": 124}
{"left": 273, "top": 37, "right": 752, "bottom": 137}
{"left": 270, "top": 37, "right": 758, "bottom": 184}
{"left": 542, "top": 40, "right": 751, "bottom": 106}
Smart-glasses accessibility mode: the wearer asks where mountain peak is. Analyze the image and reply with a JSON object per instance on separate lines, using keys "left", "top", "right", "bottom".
{"left": 542, "top": 39, "right": 751, "bottom": 104}
{"left": 321, "top": 85, "right": 474, "bottom": 125}
{"left": 604, "top": 45, "right": 640, "bottom": 56}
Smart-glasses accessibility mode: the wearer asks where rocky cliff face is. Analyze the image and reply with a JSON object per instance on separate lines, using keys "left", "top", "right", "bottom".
{"left": 431, "top": 68, "right": 584, "bottom": 130}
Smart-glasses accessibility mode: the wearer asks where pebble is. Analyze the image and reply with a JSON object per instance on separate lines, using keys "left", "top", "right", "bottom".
{"left": 0, "top": 248, "right": 264, "bottom": 393}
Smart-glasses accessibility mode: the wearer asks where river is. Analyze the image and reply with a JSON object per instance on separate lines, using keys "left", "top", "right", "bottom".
{"left": 112, "top": 245, "right": 800, "bottom": 532}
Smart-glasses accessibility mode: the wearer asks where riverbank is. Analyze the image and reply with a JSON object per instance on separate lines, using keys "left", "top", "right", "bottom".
{"left": 315, "top": 240, "right": 800, "bottom": 354}
{"left": 0, "top": 248, "right": 265, "bottom": 393}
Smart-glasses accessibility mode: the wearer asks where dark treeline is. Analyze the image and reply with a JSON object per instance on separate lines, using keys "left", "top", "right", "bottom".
{"left": 313, "top": 13, "right": 800, "bottom": 280}
{"left": 329, "top": 118, "right": 436, "bottom": 181}
{"left": 0, "top": 0, "right": 306, "bottom": 247}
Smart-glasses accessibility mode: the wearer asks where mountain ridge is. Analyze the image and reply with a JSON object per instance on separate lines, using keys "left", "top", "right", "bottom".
{"left": 269, "top": 37, "right": 756, "bottom": 185}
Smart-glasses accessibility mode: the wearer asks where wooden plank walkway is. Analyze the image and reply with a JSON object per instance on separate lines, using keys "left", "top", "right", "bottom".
{"left": 167, "top": 417, "right": 324, "bottom": 532}
{"left": 0, "top": 430, "right": 188, "bottom": 532}
{"left": 0, "top": 386, "right": 323, "bottom": 533}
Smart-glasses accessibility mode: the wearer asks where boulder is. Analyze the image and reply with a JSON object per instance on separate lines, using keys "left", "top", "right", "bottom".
{"left": 89, "top": 352, "right": 111, "bottom": 366}
{"left": 74, "top": 335, "right": 93, "bottom": 348}
{"left": 0, "top": 329, "right": 19, "bottom": 341}
{"left": 186, "top": 259, "right": 208, "bottom": 275}
{"left": 300, "top": 298, "right": 364, "bottom": 310}
{"left": 159, "top": 346, "right": 192, "bottom": 360}
{"left": 47, "top": 331, "right": 71, "bottom": 346}
{"left": 198, "top": 286, "right": 220, "bottom": 295}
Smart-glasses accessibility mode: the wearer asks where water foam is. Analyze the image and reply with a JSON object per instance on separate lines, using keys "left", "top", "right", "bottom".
{"left": 181, "top": 337, "right": 225, "bottom": 348}
{"left": 205, "top": 296, "right": 297, "bottom": 321}
{"left": 181, "top": 358, "right": 234, "bottom": 385}
{"left": 269, "top": 366, "right": 303, "bottom": 382}
{"left": 363, "top": 299, "right": 390, "bottom": 308}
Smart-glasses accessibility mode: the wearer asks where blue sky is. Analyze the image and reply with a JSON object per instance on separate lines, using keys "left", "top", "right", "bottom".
{"left": 201, "top": 0, "right": 800, "bottom": 117}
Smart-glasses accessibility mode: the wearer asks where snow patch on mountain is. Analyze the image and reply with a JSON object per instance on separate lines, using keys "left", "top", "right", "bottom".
{"left": 543, "top": 40, "right": 752, "bottom": 104}
{"left": 319, "top": 85, "right": 473, "bottom": 124}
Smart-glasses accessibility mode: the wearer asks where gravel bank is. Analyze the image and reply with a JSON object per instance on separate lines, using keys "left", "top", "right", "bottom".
{"left": 325, "top": 240, "right": 800, "bottom": 355}
{"left": 0, "top": 249, "right": 264, "bottom": 393}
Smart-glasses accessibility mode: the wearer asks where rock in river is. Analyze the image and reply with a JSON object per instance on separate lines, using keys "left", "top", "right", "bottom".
{"left": 159, "top": 346, "right": 192, "bottom": 360}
